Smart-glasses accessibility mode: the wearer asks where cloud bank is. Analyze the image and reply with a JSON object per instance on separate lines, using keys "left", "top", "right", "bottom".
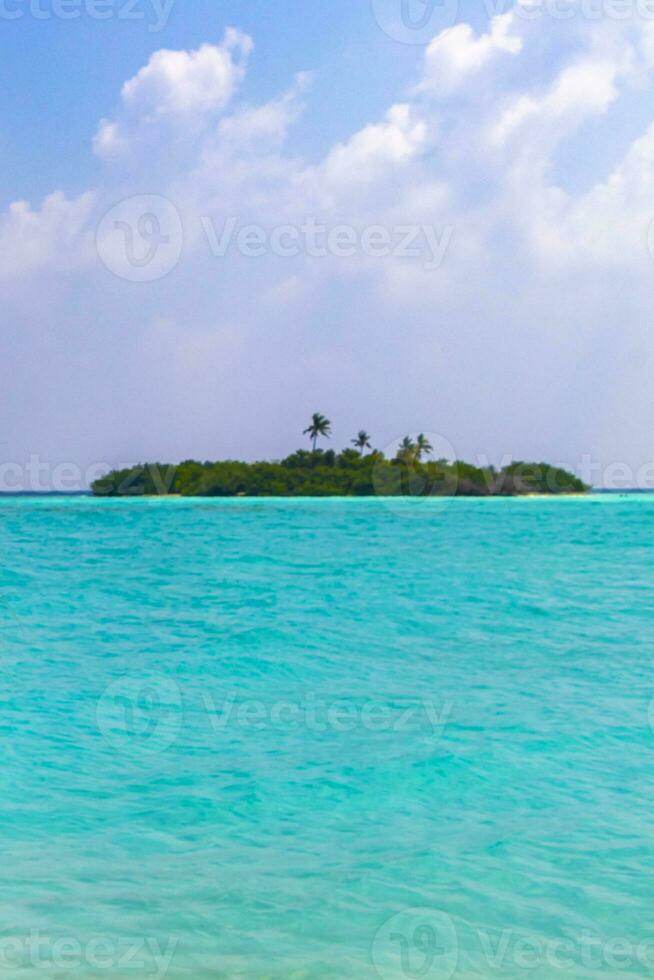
{"left": 3, "top": 15, "right": 654, "bottom": 483}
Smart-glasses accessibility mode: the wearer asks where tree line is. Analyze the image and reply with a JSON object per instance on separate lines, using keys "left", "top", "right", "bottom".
{"left": 92, "top": 413, "right": 589, "bottom": 497}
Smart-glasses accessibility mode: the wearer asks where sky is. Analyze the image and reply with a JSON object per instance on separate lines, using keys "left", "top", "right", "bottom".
{"left": 2, "top": 0, "right": 654, "bottom": 489}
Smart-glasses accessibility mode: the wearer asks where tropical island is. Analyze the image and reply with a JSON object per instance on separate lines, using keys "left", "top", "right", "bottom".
{"left": 92, "top": 414, "right": 589, "bottom": 498}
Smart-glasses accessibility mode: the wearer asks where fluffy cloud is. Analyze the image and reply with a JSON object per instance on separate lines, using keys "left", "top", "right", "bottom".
{"left": 491, "top": 58, "right": 620, "bottom": 149}
{"left": 417, "top": 13, "right": 522, "bottom": 96}
{"left": 217, "top": 72, "right": 312, "bottom": 150}
{"left": 0, "top": 191, "right": 94, "bottom": 279}
{"left": 534, "top": 119, "right": 654, "bottom": 264}
{"left": 319, "top": 104, "right": 428, "bottom": 188}
{"left": 4, "top": 14, "right": 654, "bottom": 477}
{"left": 94, "top": 28, "right": 253, "bottom": 157}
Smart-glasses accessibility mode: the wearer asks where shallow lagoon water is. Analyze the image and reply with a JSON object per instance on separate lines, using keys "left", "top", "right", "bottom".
{"left": 1, "top": 495, "right": 653, "bottom": 978}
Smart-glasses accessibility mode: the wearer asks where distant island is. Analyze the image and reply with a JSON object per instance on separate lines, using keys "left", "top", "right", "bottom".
{"left": 92, "top": 415, "right": 589, "bottom": 498}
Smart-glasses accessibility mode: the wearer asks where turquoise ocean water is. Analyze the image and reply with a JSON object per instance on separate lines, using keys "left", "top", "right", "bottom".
{"left": 1, "top": 495, "right": 653, "bottom": 978}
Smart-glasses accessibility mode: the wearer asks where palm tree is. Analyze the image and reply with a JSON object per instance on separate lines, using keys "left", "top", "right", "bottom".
{"left": 352, "top": 430, "right": 372, "bottom": 456}
{"left": 415, "top": 434, "right": 434, "bottom": 461}
{"left": 395, "top": 436, "right": 417, "bottom": 464}
{"left": 304, "top": 413, "right": 332, "bottom": 453}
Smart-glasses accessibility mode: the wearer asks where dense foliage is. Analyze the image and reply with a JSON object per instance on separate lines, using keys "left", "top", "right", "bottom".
{"left": 92, "top": 451, "right": 589, "bottom": 498}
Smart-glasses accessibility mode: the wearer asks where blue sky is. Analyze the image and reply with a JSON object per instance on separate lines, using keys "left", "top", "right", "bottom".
{"left": 3, "top": 0, "right": 654, "bottom": 488}
{"left": 1, "top": 1, "right": 427, "bottom": 204}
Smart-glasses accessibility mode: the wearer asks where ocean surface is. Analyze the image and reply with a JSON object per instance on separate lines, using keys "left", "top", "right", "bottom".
{"left": 1, "top": 495, "right": 653, "bottom": 979}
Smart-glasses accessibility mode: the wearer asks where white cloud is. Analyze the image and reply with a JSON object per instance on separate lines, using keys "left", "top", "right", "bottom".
{"left": 8, "top": 16, "right": 653, "bottom": 285}
{"left": 0, "top": 191, "right": 95, "bottom": 279}
{"left": 94, "top": 28, "right": 253, "bottom": 158}
{"left": 5, "top": 15, "right": 654, "bottom": 473}
{"left": 492, "top": 58, "right": 619, "bottom": 148}
{"left": 417, "top": 13, "right": 522, "bottom": 96}
{"left": 123, "top": 28, "right": 252, "bottom": 116}
{"left": 534, "top": 120, "right": 654, "bottom": 264}
{"left": 217, "top": 72, "right": 312, "bottom": 150}
{"left": 320, "top": 104, "right": 428, "bottom": 186}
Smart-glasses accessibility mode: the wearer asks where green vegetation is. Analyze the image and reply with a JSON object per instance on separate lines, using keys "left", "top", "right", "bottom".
{"left": 92, "top": 415, "right": 589, "bottom": 498}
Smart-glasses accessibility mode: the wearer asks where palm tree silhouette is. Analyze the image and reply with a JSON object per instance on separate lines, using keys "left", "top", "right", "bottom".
{"left": 304, "top": 413, "right": 332, "bottom": 453}
{"left": 352, "top": 430, "right": 372, "bottom": 456}
{"left": 396, "top": 436, "right": 417, "bottom": 464}
{"left": 416, "top": 434, "right": 434, "bottom": 461}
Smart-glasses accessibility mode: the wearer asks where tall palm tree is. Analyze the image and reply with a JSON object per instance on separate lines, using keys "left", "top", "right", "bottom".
{"left": 304, "top": 413, "right": 332, "bottom": 453}
{"left": 352, "top": 430, "right": 372, "bottom": 456}
{"left": 395, "top": 436, "right": 417, "bottom": 464}
{"left": 415, "top": 434, "right": 434, "bottom": 461}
